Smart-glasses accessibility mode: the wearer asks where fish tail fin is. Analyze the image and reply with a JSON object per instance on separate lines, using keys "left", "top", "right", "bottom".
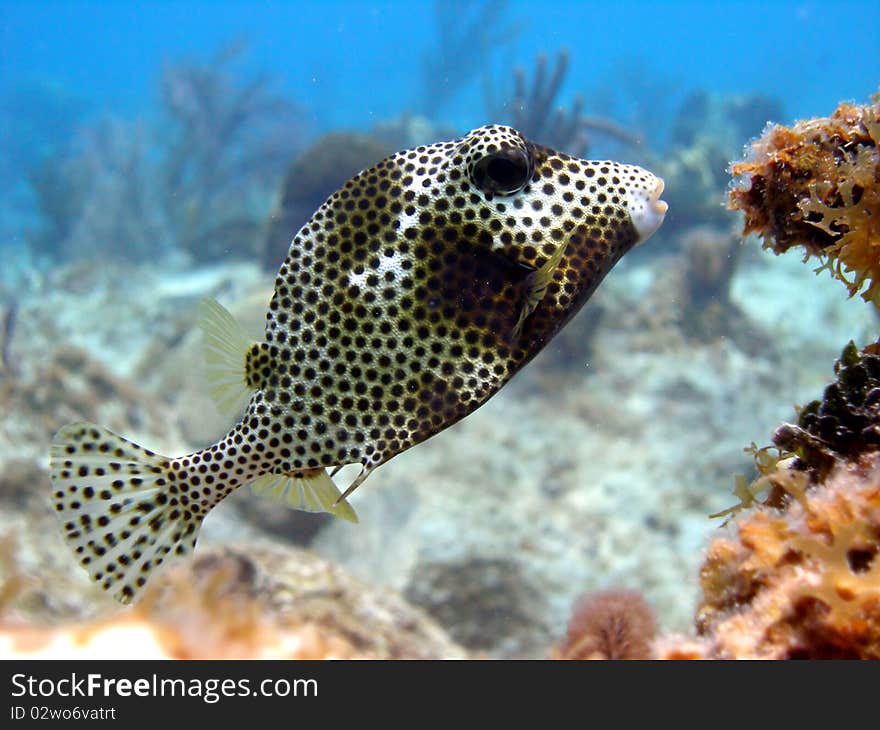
{"left": 198, "top": 297, "right": 264, "bottom": 417}
{"left": 49, "top": 422, "right": 204, "bottom": 604}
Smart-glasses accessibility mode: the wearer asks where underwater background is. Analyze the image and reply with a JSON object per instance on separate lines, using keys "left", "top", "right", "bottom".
{"left": 1, "top": 0, "right": 879, "bottom": 658}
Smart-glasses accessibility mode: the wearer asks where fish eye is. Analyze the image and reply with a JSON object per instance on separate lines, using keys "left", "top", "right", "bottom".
{"left": 473, "top": 148, "right": 531, "bottom": 196}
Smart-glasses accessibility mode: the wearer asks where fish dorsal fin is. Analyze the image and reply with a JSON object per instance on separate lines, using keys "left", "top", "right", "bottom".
{"left": 512, "top": 237, "right": 570, "bottom": 339}
{"left": 250, "top": 469, "right": 359, "bottom": 523}
{"left": 198, "top": 297, "right": 259, "bottom": 417}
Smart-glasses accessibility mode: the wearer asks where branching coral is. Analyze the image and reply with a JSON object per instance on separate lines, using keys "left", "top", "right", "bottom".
{"left": 729, "top": 97, "right": 880, "bottom": 304}
{"left": 488, "top": 50, "right": 640, "bottom": 158}
{"left": 420, "top": 0, "right": 520, "bottom": 118}
{"left": 552, "top": 589, "right": 657, "bottom": 660}
{"left": 26, "top": 42, "right": 304, "bottom": 263}
{"left": 158, "top": 41, "right": 304, "bottom": 259}
{"left": 696, "top": 455, "right": 880, "bottom": 659}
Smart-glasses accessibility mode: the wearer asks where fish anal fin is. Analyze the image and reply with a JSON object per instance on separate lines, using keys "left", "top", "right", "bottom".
{"left": 251, "top": 469, "right": 358, "bottom": 523}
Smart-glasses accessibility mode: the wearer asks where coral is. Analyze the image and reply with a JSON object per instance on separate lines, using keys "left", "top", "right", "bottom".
{"left": 729, "top": 98, "right": 880, "bottom": 304}
{"left": 626, "top": 226, "right": 764, "bottom": 353}
{"left": 158, "top": 41, "right": 304, "bottom": 259}
{"left": 260, "top": 132, "right": 396, "bottom": 270}
{"left": 27, "top": 118, "right": 164, "bottom": 260}
{"left": 0, "top": 300, "right": 17, "bottom": 377}
{"left": 552, "top": 589, "right": 657, "bottom": 660}
{"left": 695, "top": 455, "right": 880, "bottom": 659}
{"left": 689, "top": 342, "right": 880, "bottom": 659}
{"left": 0, "top": 543, "right": 467, "bottom": 659}
{"left": 26, "top": 42, "right": 304, "bottom": 263}
{"left": 420, "top": 0, "right": 520, "bottom": 117}
{"left": 488, "top": 50, "right": 640, "bottom": 158}
{"left": 773, "top": 341, "right": 880, "bottom": 479}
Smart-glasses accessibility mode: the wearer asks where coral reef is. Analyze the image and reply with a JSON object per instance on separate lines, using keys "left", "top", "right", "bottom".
{"left": 729, "top": 98, "right": 880, "bottom": 304}
{"left": 260, "top": 132, "right": 396, "bottom": 270}
{"left": 0, "top": 542, "right": 467, "bottom": 659}
{"left": 26, "top": 42, "right": 303, "bottom": 263}
{"left": 552, "top": 589, "right": 657, "bottom": 660}
{"left": 420, "top": 0, "right": 519, "bottom": 117}
{"left": 488, "top": 50, "right": 640, "bottom": 158}
{"left": 650, "top": 342, "right": 880, "bottom": 660}
{"left": 566, "top": 340, "right": 880, "bottom": 660}
{"left": 774, "top": 341, "right": 880, "bottom": 479}
{"left": 658, "top": 107, "right": 880, "bottom": 658}
{"left": 695, "top": 454, "right": 880, "bottom": 659}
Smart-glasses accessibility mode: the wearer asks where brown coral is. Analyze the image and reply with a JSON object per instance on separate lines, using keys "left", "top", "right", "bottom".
{"left": 552, "top": 588, "right": 657, "bottom": 660}
{"left": 729, "top": 98, "right": 880, "bottom": 304}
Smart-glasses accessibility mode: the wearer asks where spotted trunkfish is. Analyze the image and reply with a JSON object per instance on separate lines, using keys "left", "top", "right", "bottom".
{"left": 49, "top": 125, "right": 667, "bottom": 603}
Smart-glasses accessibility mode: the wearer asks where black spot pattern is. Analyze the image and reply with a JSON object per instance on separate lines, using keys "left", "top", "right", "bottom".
{"left": 48, "top": 125, "right": 665, "bottom": 604}
{"left": 248, "top": 124, "right": 660, "bottom": 487}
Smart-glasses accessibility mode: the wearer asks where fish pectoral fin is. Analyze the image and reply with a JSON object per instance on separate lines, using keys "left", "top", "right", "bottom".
{"left": 49, "top": 422, "right": 203, "bottom": 605}
{"left": 512, "top": 238, "right": 569, "bottom": 339}
{"left": 198, "top": 297, "right": 258, "bottom": 418}
{"left": 250, "top": 469, "right": 358, "bottom": 523}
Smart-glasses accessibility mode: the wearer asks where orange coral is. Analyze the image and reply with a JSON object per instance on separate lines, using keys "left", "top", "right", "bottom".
{"left": 729, "top": 98, "right": 880, "bottom": 304}
{"left": 695, "top": 455, "right": 880, "bottom": 658}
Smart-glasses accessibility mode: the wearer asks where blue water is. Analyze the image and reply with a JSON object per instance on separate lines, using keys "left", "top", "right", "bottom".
{"left": 2, "top": 0, "right": 877, "bottom": 133}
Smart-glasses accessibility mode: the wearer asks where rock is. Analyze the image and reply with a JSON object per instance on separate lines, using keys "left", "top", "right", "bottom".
{"left": 0, "top": 534, "right": 468, "bottom": 659}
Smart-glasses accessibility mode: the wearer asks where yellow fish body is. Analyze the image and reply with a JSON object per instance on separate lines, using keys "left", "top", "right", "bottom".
{"left": 49, "top": 125, "right": 667, "bottom": 603}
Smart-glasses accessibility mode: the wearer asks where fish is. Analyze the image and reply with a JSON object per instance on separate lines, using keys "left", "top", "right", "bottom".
{"left": 48, "top": 124, "right": 667, "bottom": 603}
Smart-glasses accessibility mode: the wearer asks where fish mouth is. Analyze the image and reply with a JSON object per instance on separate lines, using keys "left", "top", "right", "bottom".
{"left": 629, "top": 175, "right": 668, "bottom": 244}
